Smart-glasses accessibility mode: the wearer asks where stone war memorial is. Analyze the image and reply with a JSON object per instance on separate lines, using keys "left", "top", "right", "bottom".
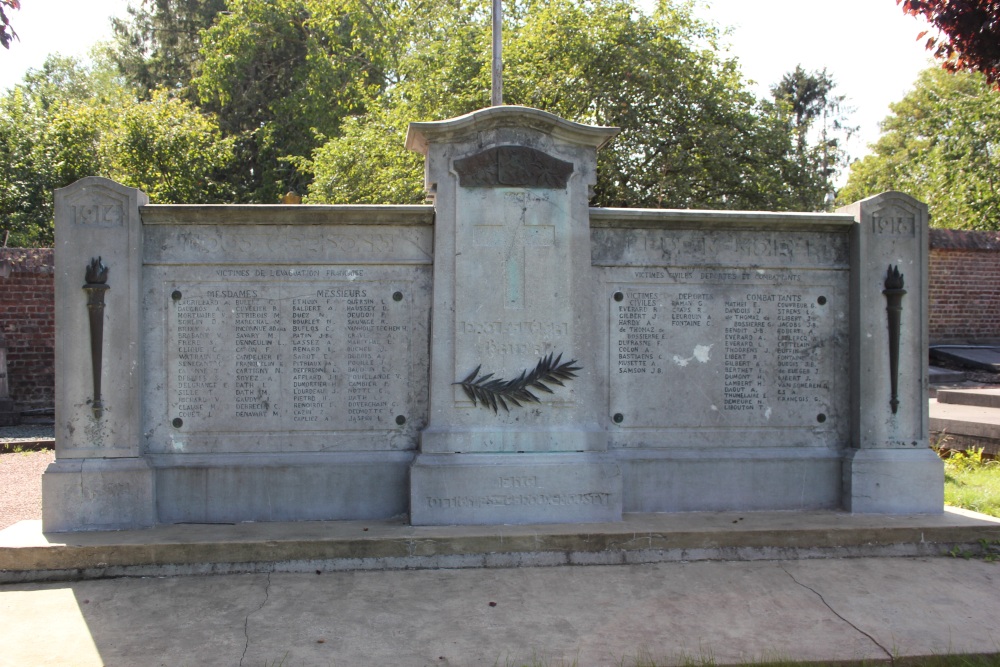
{"left": 43, "top": 106, "right": 943, "bottom": 532}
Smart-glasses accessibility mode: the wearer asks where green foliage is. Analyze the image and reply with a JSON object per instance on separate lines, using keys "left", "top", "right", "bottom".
{"left": 111, "top": 0, "right": 227, "bottom": 96}
{"left": 4, "top": 0, "right": 853, "bottom": 239}
{"left": 300, "top": 109, "right": 425, "bottom": 204}
{"left": 504, "top": 0, "right": 804, "bottom": 211}
{"left": 838, "top": 67, "right": 1000, "bottom": 230}
{"left": 943, "top": 447, "right": 1000, "bottom": 518}
{"left": 0, "top": 57, "right": 107, "bottom": 246}
{"left": 0, "top": 55, "right": 233, "bottom": 246}
{"left": 771, "top": 66, "right": 856, "bottom": 211}
{"left": 99, "top": 90, "right": 235, "bottom": 203}
{"left": 303, "top": 0, "right": 845, "bottom": 211}
{"left": 193, "top": 0, "right": 397, "bottom": 202}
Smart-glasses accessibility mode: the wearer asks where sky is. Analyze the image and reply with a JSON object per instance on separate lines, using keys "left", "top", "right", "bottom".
{"left": 0, "top": 0, "right": 936, "bottom": 168}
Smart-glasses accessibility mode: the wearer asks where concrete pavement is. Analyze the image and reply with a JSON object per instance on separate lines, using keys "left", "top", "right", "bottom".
{"left": 3, "top": 556, "right": 1000, "bottom": 666}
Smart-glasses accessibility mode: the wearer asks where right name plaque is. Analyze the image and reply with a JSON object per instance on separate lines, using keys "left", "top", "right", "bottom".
{"left": 601, "top": 229, "right": 849, "bottom": 448}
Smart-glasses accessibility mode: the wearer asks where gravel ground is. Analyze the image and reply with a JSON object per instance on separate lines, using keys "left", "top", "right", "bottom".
{"left": 0, "top": 423, "right": 55, "bottom": 442}
{"left": 0, "top": 449, "right": 52, "bottom": 530}
{"left": 0, "top": 422, "right": 54, "bottom": 530}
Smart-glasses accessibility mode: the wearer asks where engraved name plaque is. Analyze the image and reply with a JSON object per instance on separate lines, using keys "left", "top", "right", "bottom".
{"left": 151, "top": 264, "right": 428, "bottom": 454}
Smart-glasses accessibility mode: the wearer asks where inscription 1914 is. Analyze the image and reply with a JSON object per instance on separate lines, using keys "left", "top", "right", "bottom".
{"left": 169, "top": 279, "right": 410, "bottom": 431}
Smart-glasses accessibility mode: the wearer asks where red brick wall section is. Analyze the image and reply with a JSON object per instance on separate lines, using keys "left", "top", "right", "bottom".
{"left": 928, "top": 229, "right": 1000, "bottom": 344}
{"left": 0, "top": 248, "right": 54, "bottom": 411}
{"left": 0, "top": 230, "right": 996, "bottom": 411}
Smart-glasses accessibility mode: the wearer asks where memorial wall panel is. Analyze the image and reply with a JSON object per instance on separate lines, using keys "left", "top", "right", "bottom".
{"left": 141, "top": 219, "right": 432, "bottom": 456}
{"left": 143, "top": 264, "right": 429, "bottom": 453}
{"left": 593, "top": 227, "right": 850, "bottom": 449}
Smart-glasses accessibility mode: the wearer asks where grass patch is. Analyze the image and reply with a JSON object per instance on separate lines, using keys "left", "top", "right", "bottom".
{"left": 944, "top": 447, "right": 1000, "bottom": 518}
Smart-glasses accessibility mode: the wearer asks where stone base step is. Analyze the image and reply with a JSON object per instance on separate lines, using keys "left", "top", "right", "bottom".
{"left": 937, "top": 387, "right": 1000, "bottom": 408}
{"left": 930, "top": 397, "right": 1000, "bottom": 455}
{"left": 3, "top": 509, "right": 999, "bottom": 584}
{"left": 929, "top": 365, "right": 966, "bottom": 385}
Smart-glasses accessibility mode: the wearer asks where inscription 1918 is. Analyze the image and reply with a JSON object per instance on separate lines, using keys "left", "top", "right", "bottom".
{"left": 169, "top": 279, "right": 410, "bottom": 431}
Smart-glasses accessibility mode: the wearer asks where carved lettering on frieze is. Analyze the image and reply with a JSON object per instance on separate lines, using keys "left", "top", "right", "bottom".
{"left": 454, "top": 146, "right": 574, "bottom": 188}
{"left": 73, "top": 203, "right": 125, "bottom": 228}
{"left": 872, "top": 211, "right": 916, "bottom": 236}
{"left": 174, "top": 231, "right": 398, "bottom": 258}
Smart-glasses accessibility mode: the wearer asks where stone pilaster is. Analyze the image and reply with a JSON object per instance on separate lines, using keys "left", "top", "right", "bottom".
{"left": 43, "top": 177, "right": 154, "bottom": 531}
{"left": 840, "top": 192, "right": 943, "bottom": 513}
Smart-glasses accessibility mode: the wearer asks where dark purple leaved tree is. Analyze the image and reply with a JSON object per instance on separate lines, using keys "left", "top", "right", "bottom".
{"left": 0, "top": 0, "right": 19, "bottom": 49}
{"left": 899, "top": 0, "right": 1000, "bottom": 86}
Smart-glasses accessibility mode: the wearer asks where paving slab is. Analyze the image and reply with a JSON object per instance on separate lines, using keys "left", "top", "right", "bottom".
{"left": 3, "top": 557, "right": 1000, "bottom": 666}
{"left": 930, "top": 346, "right": 1000, "bottom": 372}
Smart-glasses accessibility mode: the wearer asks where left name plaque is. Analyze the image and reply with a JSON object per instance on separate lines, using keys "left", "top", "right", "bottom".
{"left": 167, "top": 276, "right": 412, "bottom": 432}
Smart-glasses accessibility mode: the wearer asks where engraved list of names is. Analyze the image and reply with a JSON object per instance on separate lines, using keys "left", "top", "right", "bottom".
{"left": 169, "top": 271, "right": 411, "bottom": 433}
{"left": 609, "top": 272, "right": 848, "bottom": 434}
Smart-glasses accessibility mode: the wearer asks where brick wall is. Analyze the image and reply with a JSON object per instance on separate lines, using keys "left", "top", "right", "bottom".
{"left": 0, "top": 230, "right": 996, "bottom": 412}
{"left": 0, "top": 248, "right": 55, "bottom": 411}
{"left": 928, "top": 229, "right": 1000, "bottom": 344}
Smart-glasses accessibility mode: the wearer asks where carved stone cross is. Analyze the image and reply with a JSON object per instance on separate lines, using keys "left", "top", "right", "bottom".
{"left": 474, "top": 197, "right": 554, "bottom": 309}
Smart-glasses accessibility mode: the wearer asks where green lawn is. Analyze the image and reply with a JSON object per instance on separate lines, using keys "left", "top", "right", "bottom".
{"left": 944, "top": 448, "right": 1000, "bottom": 517}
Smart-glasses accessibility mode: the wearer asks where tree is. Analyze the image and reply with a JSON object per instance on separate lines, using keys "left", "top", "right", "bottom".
{"left": 0, "top": 57, "right": 107, "bottom": 246}
{"left": 771, "top": 66, "right": 856, "bottom": 210}
{"left": 193, "top": 0, "right": 398, "bottom": 202}
{"left": 898, "top": 0, "right": 1000, "bottom": 86}
{"left": 111, "top": 0, "right": 227, "bottom": 96}
{"left": 0, "top": 0, "right": 18, "bottom": 50}
{"left": 98, "top": 90, "right": 235, "bottom": 203}
{"left": 0, "top": 55, "right": 234, "bottom": 246}
{"left": 838, "top": 67, "right": 1000, "bottom": 230}
{"left": 303, "top": 0, "right": 846, "bottom": 212}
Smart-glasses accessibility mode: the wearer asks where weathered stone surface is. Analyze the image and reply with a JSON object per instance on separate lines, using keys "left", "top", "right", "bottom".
{"left": 410, "top": 453, "right": 622, "bottom": 525}
{"left": 41, "top": 457, "right": 155, "bottom": 532}
{"left": 0, "top": 333, "right": 18, "bottom": 426}
{"left": 152, "top": 452, "right": 413, "bottom": 523}
{"left": 144, "top": 263, "right": 429, "bottom": 454}
{"left": 43, "top": 111, "right": 943, "bottom": 533}
{"left": 407, "top": 106, "right": 623, "bottom": 524}
{"left": 838, "top": 192, "right": 942, "bottom": 512}
{"left": 590, "top": 211, "right": 855, "bottom": 512}
{"left": 47, "top": 189, "right": 434, "bottom": 530}
{"left": 53, "top": 177, "right": 147, "bottom": 456}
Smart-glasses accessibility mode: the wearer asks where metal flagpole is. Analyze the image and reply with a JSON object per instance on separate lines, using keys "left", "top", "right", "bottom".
{"left": 492, "top": 0, "right": 502, "bottom": 106}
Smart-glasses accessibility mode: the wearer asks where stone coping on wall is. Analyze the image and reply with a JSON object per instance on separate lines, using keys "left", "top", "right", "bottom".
{"left": 139, "top": 204, "right": 435, "bottom": 226}
{"left": 589, "top": 207, "right": 854, "bottom": 231}
{"left": 929, "top": 228, "right": 1000, "bottom": 251}
{"left": 0, "top": 248, "right": 54, "bottom": 274}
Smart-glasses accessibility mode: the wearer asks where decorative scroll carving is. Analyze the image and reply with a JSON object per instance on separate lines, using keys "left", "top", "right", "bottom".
{"left": 883, "top": 265, "right": 906, "bottom": 415}
{"left": 454, "top": 352, "right": 580, "bottom": 413}
{"left": 454, "top": 146, "right": 574, "bottom": 188}
{"left": 83, "top": 257, "right": 109, "bottom": 419}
